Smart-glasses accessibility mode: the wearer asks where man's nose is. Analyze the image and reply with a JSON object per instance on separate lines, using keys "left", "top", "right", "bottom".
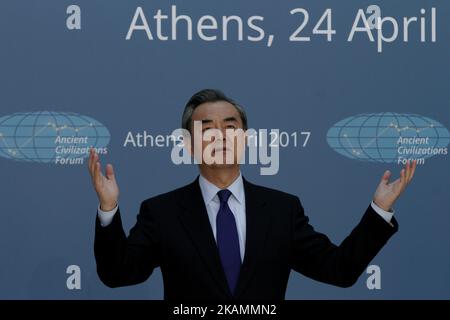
{"left": 221, "top": 128, "right": 228, "bottom": 139}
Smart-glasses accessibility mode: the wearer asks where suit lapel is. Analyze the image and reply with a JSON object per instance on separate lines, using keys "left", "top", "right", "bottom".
{"left": 176, "top": 176, "right": 272, "bottom": 298}
{"left": 234, "top": 177, "right": 270, "bottom": 298}
{"left": 176, "top": 177, "right": 231, "bottom": 297}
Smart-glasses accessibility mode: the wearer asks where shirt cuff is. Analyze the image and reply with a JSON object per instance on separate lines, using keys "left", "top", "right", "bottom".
{"left": 371, "top": 201, "right": 394, "bottom": 226}
{"left": 97, "top": 204, "right": 118, "bottom": 227}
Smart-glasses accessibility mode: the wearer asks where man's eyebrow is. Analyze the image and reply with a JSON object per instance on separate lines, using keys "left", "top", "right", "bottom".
{"left": 223, "top": 117, "right": 238, "bottom": 122}
{"left": 201, "top": 119, "right": 213, "bottom": 124}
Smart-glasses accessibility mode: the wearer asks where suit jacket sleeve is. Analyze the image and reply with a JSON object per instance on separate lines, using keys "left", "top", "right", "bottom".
{"left": 289, "top": 196, "right": 398, "bottom": 287}
{"left": 94, "top": 200, "right": 161, "bottom": 288}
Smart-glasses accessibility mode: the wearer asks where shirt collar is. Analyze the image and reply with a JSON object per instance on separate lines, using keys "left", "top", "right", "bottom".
{"left": 198, "top": 172, "right": 244, "bottom": 204}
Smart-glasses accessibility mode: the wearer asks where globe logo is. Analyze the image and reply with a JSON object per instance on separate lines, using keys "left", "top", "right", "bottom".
{"left": 0, "top": 111, "right": 110, "bottom": 164}
{"left": 326, "top": 112, "right": 450, "bottom": 164}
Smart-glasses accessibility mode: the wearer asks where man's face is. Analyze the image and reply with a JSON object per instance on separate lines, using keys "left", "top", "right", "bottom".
{"left": 189, "top": 101, "right": 246, "bottom": 167}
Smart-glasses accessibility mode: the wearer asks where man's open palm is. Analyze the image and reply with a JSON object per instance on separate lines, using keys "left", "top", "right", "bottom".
{"left": 373, "top": 160, "right": 417, "bottom": 211}
{"left": 88, "top": 148, "right": 119, "bottom": 211}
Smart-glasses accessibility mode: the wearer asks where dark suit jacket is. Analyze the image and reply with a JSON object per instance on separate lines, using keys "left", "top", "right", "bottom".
{"left": 94, "top": 176, "right": 398, "bottom": 300}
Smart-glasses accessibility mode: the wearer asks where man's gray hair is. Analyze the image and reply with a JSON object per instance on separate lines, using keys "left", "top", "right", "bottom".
{"left": 181, "top": 89, "right": 248, "bottom": 132}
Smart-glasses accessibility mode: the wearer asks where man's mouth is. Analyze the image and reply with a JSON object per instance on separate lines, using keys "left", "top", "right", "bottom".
{"left": 212, "top": 146, "right": 232, "bottom": 154}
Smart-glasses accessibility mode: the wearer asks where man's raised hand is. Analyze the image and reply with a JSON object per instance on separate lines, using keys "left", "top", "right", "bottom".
{"left": 88, "top": 148, "right": 119, "bottom": 212}
{"left": 373, "top": 160, "right": 417, "bottom": 212}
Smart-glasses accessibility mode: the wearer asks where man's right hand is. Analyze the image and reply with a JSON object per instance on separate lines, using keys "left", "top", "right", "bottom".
{"left": 88, "top": 148, "right": 119, "bottom": 212}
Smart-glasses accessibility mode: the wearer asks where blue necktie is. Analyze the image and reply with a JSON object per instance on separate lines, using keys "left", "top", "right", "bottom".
{"left": 216, "top": 189, "right": 241, "bottom": 294}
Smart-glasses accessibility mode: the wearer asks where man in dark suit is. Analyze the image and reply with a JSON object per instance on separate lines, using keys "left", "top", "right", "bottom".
{"left": 89, "top": 89, "right": 417, "bottom": 300}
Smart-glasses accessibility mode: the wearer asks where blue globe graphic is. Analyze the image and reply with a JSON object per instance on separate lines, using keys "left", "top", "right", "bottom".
{"left": 326, "top": 112, "right": 450, "bottom": 163}
{"left": 0, "top": 111, "right": 110, "bottom": 163}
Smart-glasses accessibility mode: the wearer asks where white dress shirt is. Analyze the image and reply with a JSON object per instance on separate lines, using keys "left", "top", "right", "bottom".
{"left": 198, "top": 173, "right": 246, "bottom": 262}
{"left": 97, "top": 174, "right": 394, "bottom": 259}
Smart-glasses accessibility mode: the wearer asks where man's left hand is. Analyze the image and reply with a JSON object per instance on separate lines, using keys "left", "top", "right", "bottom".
{"left": 373, "top": 160, "right": 417, "bottom": 212}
